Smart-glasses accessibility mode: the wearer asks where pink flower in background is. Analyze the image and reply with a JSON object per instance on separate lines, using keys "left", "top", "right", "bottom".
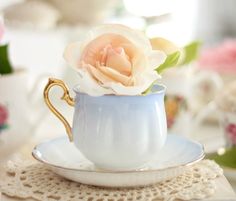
{"left": 226, "top": 123, "right": 236, "bottom": 145}
{"left": 0, "top": 104, "right": 8, "bottom": 125}
{"left": 198, "top": 40, "right": 236, "bottom": 73}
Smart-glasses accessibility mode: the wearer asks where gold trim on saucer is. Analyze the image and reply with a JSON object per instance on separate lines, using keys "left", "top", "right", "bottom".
{"left": 44, "top": 78, "right": 75, "bottom": 141}
{"left": 32, "top": 137, "right": 205, "bottom": 174}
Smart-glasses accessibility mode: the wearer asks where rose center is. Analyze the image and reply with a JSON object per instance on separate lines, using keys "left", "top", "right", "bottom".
{"left": 99, "top": 44, "right": 132, "bottom": 76}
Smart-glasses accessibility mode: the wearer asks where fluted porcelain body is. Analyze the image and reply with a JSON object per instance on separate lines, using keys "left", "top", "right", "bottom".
{"left": 72, "top": 85, "right": 167, "bottom": 170}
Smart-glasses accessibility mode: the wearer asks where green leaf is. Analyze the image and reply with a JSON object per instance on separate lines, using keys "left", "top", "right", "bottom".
{"left": 180, "top": 41, "right": 201, "bottom": 65}
{"left": 206, "top": 147, "right": 236, "bottom": 168}
{"left": 0, "top": 44, "right": 13, "bottom": 75}
{"left": 156, "top": 51, "right": 180, "bottom": 74}
{"left": 0, "top": 124, "right": 8, "bottom": 130}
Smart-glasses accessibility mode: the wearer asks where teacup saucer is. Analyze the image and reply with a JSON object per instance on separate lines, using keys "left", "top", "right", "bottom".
{"left": 32, "top": 134, "right": 204, "bottom": 187}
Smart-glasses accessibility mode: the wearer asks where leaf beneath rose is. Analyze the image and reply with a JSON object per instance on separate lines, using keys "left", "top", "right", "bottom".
{"left": 180, "top": 41, "right": 201, "bottom": 65}
{"left": 0, "top": 44, "right": 13, "bottom": 75}
{"left": 156, "top": 51, "right": 180, "bottom": 74}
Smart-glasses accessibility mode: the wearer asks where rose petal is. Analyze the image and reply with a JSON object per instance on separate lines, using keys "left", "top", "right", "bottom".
{"left": 150, "top": 37, "right": 179, "bottom": 54}
{"left": 105, "top": 47, "right": 132, "bottom": 76}
{"left": 87, "top": 24, "right": 152, "bottom": 55}
{"left": 86, "top": 64, "right": 114, "bottom": 84}
{"left": 80, "top": 33, "right": 140, "bottom": 68}
{"left": 119, "top": 43, "right": 141, "bottom": 61}
{"left": 148, "top": 50, "right": 167, "bottom": 70}
{"left": 80, "top": 35, "right": 113, "bottom": 66}
{"left": 75, "top": 69, "right": 113, "bottom": 96}
{"left": 104, "top": 71, "right": 160, "bottom": 95}
{"left": 131, "top": 51, "right": 148, "bottom": 75}
{"left": 98, "top": 66, "right": 133, "bottom": 86}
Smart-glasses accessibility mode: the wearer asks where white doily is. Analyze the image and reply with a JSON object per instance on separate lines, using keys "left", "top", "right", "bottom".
{"left": 0, "top": 160, "right": 223, "bottom": 201}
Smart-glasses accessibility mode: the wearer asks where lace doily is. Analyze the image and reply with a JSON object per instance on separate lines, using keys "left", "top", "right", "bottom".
{"left": 0, "top": 160, "right": 223, "bottom": 201}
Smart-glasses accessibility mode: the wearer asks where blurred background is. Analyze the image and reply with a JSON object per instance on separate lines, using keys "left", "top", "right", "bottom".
{"left": 1, "top": 0, "right": 236, "bottom": 190}
{"left": 0, "top": 0, "right": 198, "bottom": 80}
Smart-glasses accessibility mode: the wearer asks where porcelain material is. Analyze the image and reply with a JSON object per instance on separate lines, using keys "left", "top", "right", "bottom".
{"left": 44, "top": 79, "right": 167, "bottom": 171}
{"left": 47, "top": 0, "right": 117, "bottom": 24}
{"left": 161, "top": 67, "right": 223, "bottom": 131}
{"left": 32, "top": 134, "right": 205, "bottom": 187}
{"left": 220, "top": 112, "right": 236, "bottom": 147}
{"left": 0, "top": 69, "right": 46, "bottom": 160}
{"left": 73, "top": 84, "right": 167, "bottom": 170}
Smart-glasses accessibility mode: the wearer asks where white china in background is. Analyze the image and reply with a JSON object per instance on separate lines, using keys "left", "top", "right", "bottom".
{"left": 162, "top": 67, "right": 223, "bottom": 113}
{"left": 216, "top": 81, "right": 236, "bottom": 147}
{"left": 47, "top": 0, "right": 117, "bottom": 24}
{"left": 4, "top": 0, "right": 60, "bottom": 30}
{"left": 161, "top": 66, "right": 223, "bottom": 135}
{"left": 32, "top": 134, "right": 204, "bottom": 187}
{"left": 0, "top": 69, "right": 46, "bottom": 160}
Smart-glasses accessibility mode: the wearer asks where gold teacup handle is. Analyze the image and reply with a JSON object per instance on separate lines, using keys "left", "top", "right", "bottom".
{"left": 44, "top": 78, "right": 75, "bottom": 141}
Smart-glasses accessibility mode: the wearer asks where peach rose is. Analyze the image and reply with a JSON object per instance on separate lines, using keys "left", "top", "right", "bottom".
{"left": 64, "top": 24, "right": 166, "bottom": 96}
{"left": 150, "top": 37, "right": 179, "bottom": 55}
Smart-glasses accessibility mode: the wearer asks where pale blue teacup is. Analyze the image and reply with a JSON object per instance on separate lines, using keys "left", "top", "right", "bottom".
{"left": 44, "top": 78, "right": 167, "bottom": 170}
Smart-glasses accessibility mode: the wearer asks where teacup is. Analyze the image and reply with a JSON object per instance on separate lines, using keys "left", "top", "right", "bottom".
{"left": 161, "top": 67, "right": 223, "bottom": 133}
{"left": 0, "top": 68, "right": 47, "bottom": 160}
{"left": 44, "top": 78, "right": 167, "bottom": 170}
